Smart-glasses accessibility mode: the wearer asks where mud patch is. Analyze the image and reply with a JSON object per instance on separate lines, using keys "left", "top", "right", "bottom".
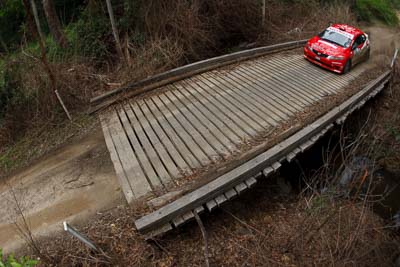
{"left": 0, "top": 127, "right": 124, "bottom": 254}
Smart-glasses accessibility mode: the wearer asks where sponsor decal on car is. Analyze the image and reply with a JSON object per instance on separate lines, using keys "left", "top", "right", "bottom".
{"left": 327, "top": 26, "right": 354, "bottom": 39}
{"left": 318, "top": 40, "right": 338, "bottom": 49}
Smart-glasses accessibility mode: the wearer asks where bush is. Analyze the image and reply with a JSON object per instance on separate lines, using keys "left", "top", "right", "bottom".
{"left": 389, "top": 0, "right": 400, "bottom": 8}
{"left": 69, "top": 4, "right": 114, "bottom": 62}
{"left": 0, "top": 249, "right": 38, "bottom": 267}
{"left": 29, "top": 5, "right": 113, "bottom": 63}
{"left": 0, "top": 0, "right": 24, "bottom": 52}
{"left": 0, "top": 61, "right": 22, "bottom": 119}
{"left": 356, "top": 0, "right": 399, "bottom": 25}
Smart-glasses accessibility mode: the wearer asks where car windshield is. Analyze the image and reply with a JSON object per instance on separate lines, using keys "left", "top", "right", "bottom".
{"left": 318, "top": 28, "right": 352, "bottom": 48}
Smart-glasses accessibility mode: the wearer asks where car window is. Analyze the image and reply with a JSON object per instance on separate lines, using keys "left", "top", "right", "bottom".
{"left": 353, "top": 34, "right": 366, "bottom": 49}
{"left": 318, "top": 28, "right": 352, "bottom": 48}
{"left": 357, "top": 35, "right": 365, "bottom": 43}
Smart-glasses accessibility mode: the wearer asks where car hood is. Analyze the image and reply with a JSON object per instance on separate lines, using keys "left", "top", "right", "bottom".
{"left": 309, "top": 37, "right": 347, "bottom": 56}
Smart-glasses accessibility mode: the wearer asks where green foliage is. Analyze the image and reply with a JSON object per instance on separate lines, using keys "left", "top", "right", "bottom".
{"left": 0, "top": 61, "right": 20, "bottom": 118}
{"left": 356, "top": 0, "right": 399, "bottom": 25}
{"left": 307, "top": 194, "right": 331, "bottom": 215}
{"left": 0, "top": 249, "right": 39, "bottom": 267}
{"left": 0, "top": 0, "right": 25, "bottom": 52}
{"left": 68, "top": 4, "right": 113, "bottom": 61}
{"left": 0, "top": 59, "right": 37, "bottom": 129}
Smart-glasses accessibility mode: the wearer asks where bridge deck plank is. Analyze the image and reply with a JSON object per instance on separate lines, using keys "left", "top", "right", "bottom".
{"left": 200, "top": 74, "right": 273, "bottom": 128}
{"left": 183, "top": 79, "right": 253, "bottom": 139}
{"left": 131, "top": 101, "right": 182, "bottom": 181}
{"left": 151, "top": 95, "right": 211, "bottom": 167}
{"left": 100, "top": 114, "right": 135, "bottom": 202}
{"left": 247, "top": 63, "right": 313, "bottom": 107}
{"left": 107, "top": 111, "right": 152, "bottom": 197}
{"left": 164, "top": 89, "right": 231, "bottom": 158}
{"left": 237, "top": 68, "right": 306, "bottom": 113}
{"left": 117, "top": 107, "right": 162, "bottom": 188}
{"left": 189, "top": 77, "right": 259, "bottom": 137}
{"left": 173, "top": 83, "right": 242, "bottom": 147}
{"left": 171, "top": 89, "right": 236, "bottom": 153}
{"left": 145, "top": 97, "right": 201, "bottom": 169}
{"left": 205, "top": 71, "right": 281, "bottom": 125}
{"left": 136, "top": 99, "right": 190, "bottom": 175}
{"left": 158, "top": 90, "right": 221, "bottom": 162}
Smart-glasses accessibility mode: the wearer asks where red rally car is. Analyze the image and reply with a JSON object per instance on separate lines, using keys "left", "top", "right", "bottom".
{"left": 304, "top": 24, "right": 370, "bottom": 74}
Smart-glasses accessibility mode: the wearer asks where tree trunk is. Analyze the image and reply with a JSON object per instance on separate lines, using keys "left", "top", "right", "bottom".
{"left": 30, "top": 0, "right": 45, "bottom": 43}
{"left": 105, "top": 0, "right": 124, "bottom": 61}
{"left": 262, "top": 0, "right": 266, "bottom": 26}
{"left": 42, "top": 0, "right": 68, "bottom": 48}
{"left": 23, "top": 0, "right": 72, "bottom": 121}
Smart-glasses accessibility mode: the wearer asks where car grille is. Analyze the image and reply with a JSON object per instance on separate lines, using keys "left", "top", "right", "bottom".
{"left": 312, "top": 49, "right": 328, "bottom": 58}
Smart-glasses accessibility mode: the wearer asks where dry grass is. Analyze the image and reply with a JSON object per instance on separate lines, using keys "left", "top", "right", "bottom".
{"left": 0, "top": 57, "right": 103, "bottom": 145}
{"left": 0, "top": 56, "right": 102, "bottom": 176}
{"left": 111, "top": 0, "right": 359, "bottom": 89}
{"left": 258, "top": 0, "right": 357, "bottom": 43}
{"left": 113, "top": 0, "right": 261, "bottom": 88}
{"left": 355, "top": 62, "right": 400, "bottom": 171}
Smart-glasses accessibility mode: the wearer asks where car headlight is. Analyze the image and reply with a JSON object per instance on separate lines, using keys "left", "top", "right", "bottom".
{"left": 327, "top": 55, "right": 345, "bottom": 60}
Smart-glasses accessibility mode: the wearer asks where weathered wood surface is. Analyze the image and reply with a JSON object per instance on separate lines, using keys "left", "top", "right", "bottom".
{"left": 101, "top": 52, "right": 369, "bottom": 205}
{"left": 134, "top": 71, "right": 392, "bottom": 234}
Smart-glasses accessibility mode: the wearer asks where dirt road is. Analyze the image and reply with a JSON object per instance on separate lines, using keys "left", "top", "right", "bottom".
{"left": 0, "top": 127, "right": 124, "bottom": 253}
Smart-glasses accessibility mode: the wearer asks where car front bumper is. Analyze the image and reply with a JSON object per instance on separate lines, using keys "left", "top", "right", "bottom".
{"left": 303, "top": 47, "right": 346, "bottom": 74}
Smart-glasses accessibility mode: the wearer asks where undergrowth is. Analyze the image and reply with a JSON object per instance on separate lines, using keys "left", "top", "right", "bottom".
{"left": 356, "top": 0, "right": 400, "bottom": 26}
{"left": 0, "top": 114, "right": 95, "bottom": 176}
{"left": 0, "top": 248, "right": 38, "bottom": 267}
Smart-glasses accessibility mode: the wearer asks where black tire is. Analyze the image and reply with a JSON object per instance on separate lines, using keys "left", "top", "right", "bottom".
{"left": 343, "top": 60, "right": 352, "bottom": 74}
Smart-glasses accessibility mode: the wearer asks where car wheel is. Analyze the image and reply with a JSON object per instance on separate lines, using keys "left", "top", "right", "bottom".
{"left": 343, "top": 60, "right": 352, "bottom": 74}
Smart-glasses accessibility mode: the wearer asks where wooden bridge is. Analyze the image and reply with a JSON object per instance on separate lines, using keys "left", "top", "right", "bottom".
{"left": 92, "top": 40, "right": 394, "bottom": 237}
